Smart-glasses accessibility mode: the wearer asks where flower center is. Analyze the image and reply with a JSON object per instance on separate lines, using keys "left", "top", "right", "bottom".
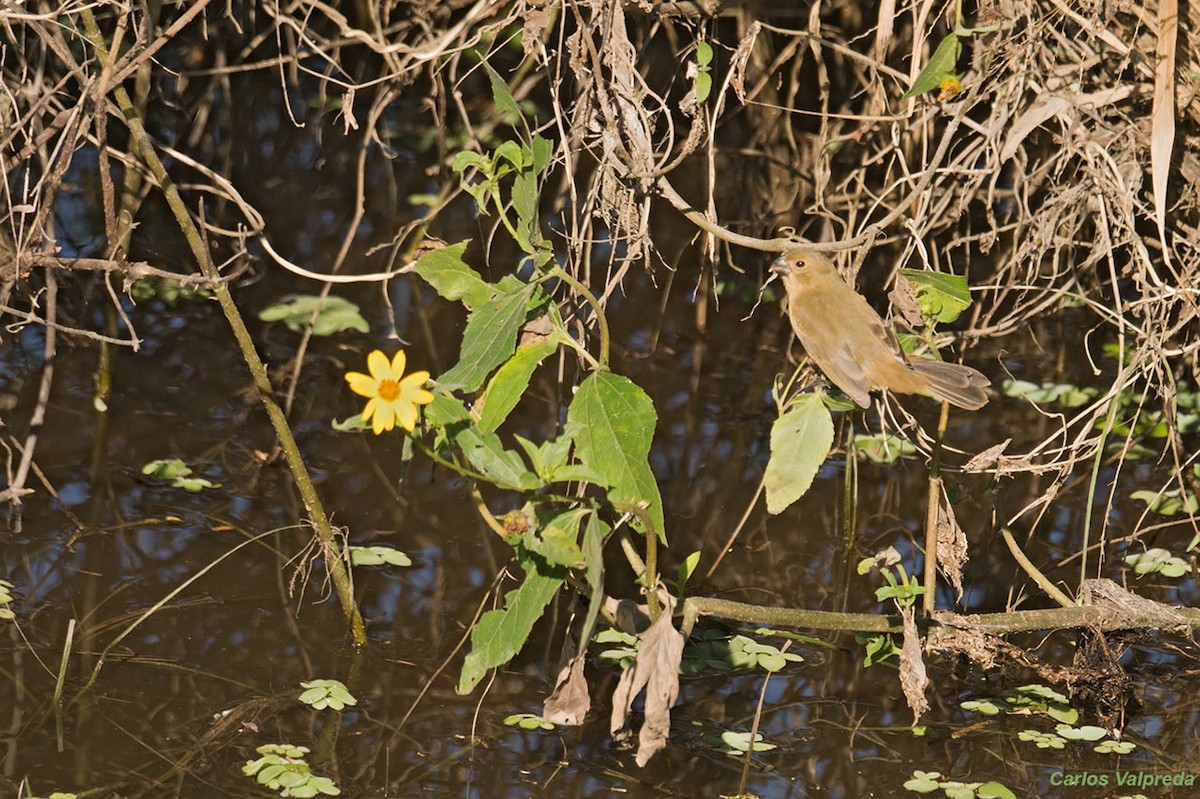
{"left": 377, "top": 379, "right": 401, "bottom": 402}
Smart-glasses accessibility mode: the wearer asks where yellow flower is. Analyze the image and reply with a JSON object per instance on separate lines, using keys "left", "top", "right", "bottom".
{"left": 344, "top": 349, "right": 434, "bottom": 435}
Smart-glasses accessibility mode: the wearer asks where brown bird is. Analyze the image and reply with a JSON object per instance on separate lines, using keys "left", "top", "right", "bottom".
{"left": 771, "top": 248, "right": 989, "bottom": 410}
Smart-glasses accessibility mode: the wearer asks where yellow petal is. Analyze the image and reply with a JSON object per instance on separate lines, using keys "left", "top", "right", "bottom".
{"left": 374, "top": 402, "right": 396, "bottom": 433}
{"left": 361, "top": 397, "right": 379, "bottom": 424}
{"left": 396, "top": 401, "right": 419, "bottom": 431}
{"left": 367, "top": 350, "right": 392, "bottom": 381}
{"left": 413, "top": 388, "right": 435, "bottom": 405}
{"left": 390, "top": 349, "right": 407, "bottom": 378}
{"left": 345, "top": 372, "right": 377, "bottom": 397}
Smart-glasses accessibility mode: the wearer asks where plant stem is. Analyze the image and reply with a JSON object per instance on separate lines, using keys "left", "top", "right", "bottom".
{"left": 81, "top": 10, "right": 366, "bottom": 646}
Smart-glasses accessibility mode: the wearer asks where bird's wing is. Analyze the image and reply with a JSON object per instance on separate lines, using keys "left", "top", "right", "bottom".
{"left": 791, "top": 317, "right": 873, "bottom": 407}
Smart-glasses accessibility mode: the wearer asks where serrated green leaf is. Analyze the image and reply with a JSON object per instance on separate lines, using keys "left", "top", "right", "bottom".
{"left": 565, "top": 372, "right": 664, "bottom": 541}
{"left": 764, "top": 393, "right": 834, "bottom": 514}
{"left": 903, "top": 33, "right": 961, "bottom": 99}
{"left": 898, "top": 268, "right": 972, "bottom": 323}
{"left": 415, "top": 241, "right": 493, "bottom": 310}
{"left": 458, "top": 552, "right": 565, "bottom": 693}
{"left": 483, "top": 60, "right": 523, "bottom": 123}
{"left": 524, "top": 508, "right": 587, "bottom": 567}
{"left": 451, "top": 423, "right": 542, "bottom": 490}
{"left": 439, "top": 282, "right": 532, "bottom": 392}
{"left": 478, "top": 341, "right": 557, "bottom": 432}
{"left": 530, "top": 135, "right": 554, "bottom": 175}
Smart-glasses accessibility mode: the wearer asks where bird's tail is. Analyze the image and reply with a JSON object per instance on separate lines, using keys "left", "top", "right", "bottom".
{"left": 910, "top": 358, "right": 990, "bottom": 410}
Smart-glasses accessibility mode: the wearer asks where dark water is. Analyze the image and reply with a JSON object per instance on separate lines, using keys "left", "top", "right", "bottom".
{"left": 3, "top": 60, "right": 1199, "bottom": 799}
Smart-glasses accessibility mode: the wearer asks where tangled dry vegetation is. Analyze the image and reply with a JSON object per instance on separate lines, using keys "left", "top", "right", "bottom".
{"left": 3, "top": 0, "right": 1198, "bottom": 653}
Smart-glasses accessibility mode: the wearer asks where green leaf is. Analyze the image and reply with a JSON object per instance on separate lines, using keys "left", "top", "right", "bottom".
{"left": 482, "top": 60, "right": 523, "bottom": 124}
{"left": 142, "top": 458, "right": 192, "bottom": 479}
{"left": 903, "top": 33, "right": 961, "bottom": 99}
{"left": 1130, "top": 489, "right": 1199, "bottom": 517}
{"left": 349, "top": 545, "right": 412, "bottom": 567}
{"left": 415, "top": 241, "right": 493, "bottom": 310}
{"left": 525, "top": 507, "right": 587, "bottom": 567}
{"left": 458, "top": 552, "right": 565, "bottom": 693}
{"left": 258, "top": 295, "right": 368, "bottom": 336}
{"left": 439, "top": 282, "right": 533, "bottom": 392}
{"left": 764, "top": 393, "right": 834, "bottom": 514}
{"left": 696, "top": 41, "right": 713, "bottom": 68}
{"left": 530, "top": 135, "right": 554, "bottom": 175}
{"left": 694, "top": 71, "right": 712, "bottom": 103}
{"left": 450, "top": 423, "right": 542, "bottom": 490}
{"left": 897, "top": 268, "right": 972, "bottom": 323}
{"left": 854, "top": 432, "right": 918, "bottom": 464}
{"left": 172, "top": 476, "right": 218, "bottom": 492}
{"left": 478, "top": 341, "right": 557, "bottom": 432}
{"left": 976, "top": 783, "right": 1017, "bottom": 799}
{"left": 565, "top": 372, "right": 664, "bottom": 541}
{"left": 577, "top": 512, "right": 608, "bottom": 653}
{"left": 1056, "top": 724, "right": 1107, "bottom": 741}
{"left": 903, "top": 770, "right": 942, "bottom": 793}
{"left": 1123, "top": 546, "right": 1188, "bottom": 577}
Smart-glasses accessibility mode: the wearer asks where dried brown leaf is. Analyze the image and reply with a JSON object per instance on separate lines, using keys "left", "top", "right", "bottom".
{"left": 963, "top": 438, "right": 1012, "bottom": 472}
{"left": 1151, "top": 0, "right": 1178, "bottom": 240}
{"left": 898, "top": 605, "right": 929, "bottom": 724}
{"left": 609, "top": 608, "right": 684, "bottom": 766}
{"left": 543, "top": 634, "right": 590, "bottom": 726}
{"left": 937, "top": 494, "right": 969, "bottom": 602}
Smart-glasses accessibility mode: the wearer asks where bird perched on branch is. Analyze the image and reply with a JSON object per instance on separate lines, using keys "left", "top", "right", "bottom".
{"left": 771, "top": 248, "right": 989, "bottom": 410}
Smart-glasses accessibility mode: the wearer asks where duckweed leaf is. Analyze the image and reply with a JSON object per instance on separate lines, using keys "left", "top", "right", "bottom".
{"left": 349, "top": 545, "right": 412, "bottom": 567}
{"left": 1123, "top": 547, "right": 1188, "bottom": 577}
{"left": 258, "top": 295, "right": 368, "bottom": 336}
{"left": 765, "top": 393, "right": 835, "bottom": 514}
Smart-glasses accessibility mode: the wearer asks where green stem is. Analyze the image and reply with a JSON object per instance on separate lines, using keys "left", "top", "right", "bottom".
{"left": 81, "top": 10, "right": 366, "bottom": 646}
{"left": 546, "top": 265, "right": 610, "bottom": 369}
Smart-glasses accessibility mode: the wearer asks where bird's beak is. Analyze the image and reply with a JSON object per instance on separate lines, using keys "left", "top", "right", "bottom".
{"left": 769, "top": 256, "right": 790, "bottom": 276}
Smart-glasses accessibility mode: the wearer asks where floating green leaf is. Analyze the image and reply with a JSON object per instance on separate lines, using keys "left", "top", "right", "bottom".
{"left": 1123, "top": 546, "right": 1189, "bottom": 577}
{"left": 258, "top": 295, "right": 368, "bottom": 336}
{"left": 141, "top": 458, "right": 192, "bottom": 480}
{"left": 349, "top": 545, "right": 412, "bottom": 567}
{"left": 565, "top": 371, "right": 664, "bottom": 541}
{"left": 764, "top": 393, "right": 834, "bottom": 514}
{"left": 298, "top": 679, "right": 357, "bottom": 711}
{"left": 1130, "top": 489, "right": 1199, "bottom": 518}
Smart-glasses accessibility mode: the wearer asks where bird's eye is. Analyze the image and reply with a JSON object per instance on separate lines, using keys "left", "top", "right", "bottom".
{"left": 796, "top": 259, "right": 806, "bottom": 268}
